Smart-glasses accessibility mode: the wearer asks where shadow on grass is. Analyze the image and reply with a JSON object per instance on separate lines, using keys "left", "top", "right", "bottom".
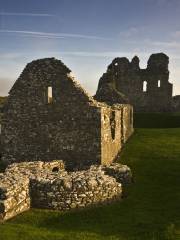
{"left": 134, "top": 112, "right": 180, "bottom": 128}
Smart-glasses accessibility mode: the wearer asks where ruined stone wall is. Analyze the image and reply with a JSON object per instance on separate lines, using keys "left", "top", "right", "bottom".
{"left": 101, "top": 104, "right": 133, "bottom": 165}
{"left": 30, "top": 166, "right": 122, "bottom": 211}
{"left": 0, "top": 160, "right": 64, "bottom": 221}
{"left": 0, "top": 97, "right": 6, "bottom": 160}
{"left": 0, "top": 171, "right": 30, "bottom": 221}
{"left": 101, "top": 107, "right": 122, "bottom": 165}
{"left": 2, "top": 58, "right": 133, "bottom": 169}
{"left": 122, "top": 105, "right": 134, "bottom": 143}
{"left": 0, "top": 160, "right": 132, "bottom": 222}
{"left": 95, "top": 53, "right": 173, "bottom": 112}
{"left": 1, "top": 59, "right": 102, "bottom": 169}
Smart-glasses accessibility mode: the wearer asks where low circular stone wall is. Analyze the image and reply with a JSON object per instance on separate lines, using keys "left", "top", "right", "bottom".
{"left": 30, "top": 166, "right": 122, "bottom": 210}
{"left": 0, "top": 160, "right": 132, "bottom": 222}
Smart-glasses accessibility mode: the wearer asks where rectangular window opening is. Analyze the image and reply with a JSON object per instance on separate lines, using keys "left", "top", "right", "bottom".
{"left": 48, "top": 86, "right": 53, "bottom": 103}
{"left": 158, "top": 80, "right": 161, "bottom": 88}
{"left": 143, "top": 81, "right": 147, "bottom": 92}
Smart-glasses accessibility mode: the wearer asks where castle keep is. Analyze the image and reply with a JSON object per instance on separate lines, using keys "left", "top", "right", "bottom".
{"left": 95, "top": 53, "right": 173, "bottom": 112}
{"left": 1, "top": 58, "right": 133, "bottom": 169}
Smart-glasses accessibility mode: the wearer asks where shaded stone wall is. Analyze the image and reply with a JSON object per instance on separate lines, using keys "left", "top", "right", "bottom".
{"left": 1, "top": 58, "right": 133, "bottom": 169}
{"left": 0, "top": 160, "right": 132, "bottom": 222}
{"left": 172, "top": 95, "right": 180, "bottom": 112}
{"left": 0, "top": 97, "right": 7, "bottom": 160}
{"left": 95, "top": 53, "right": 173, "bottom": 112}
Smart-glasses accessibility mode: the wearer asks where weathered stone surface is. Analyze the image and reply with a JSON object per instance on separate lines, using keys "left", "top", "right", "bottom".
{"left": 95, "top": 53, "right": 173, "bottom": 112}
{"left": 0, "top": 160, "right": 132, "bottom": 222}
{"left": 101, "top": 163, "right": 132, "bottom": 184}
{"left": 1, "top": 58, "right": 133, "bottom": 169}
{"left": 30, "top": 166, "right": 122, "bottom": 211}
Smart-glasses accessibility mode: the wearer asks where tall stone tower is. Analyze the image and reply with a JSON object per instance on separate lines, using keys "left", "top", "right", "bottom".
{"left": 95, "top": 53, "right": 173, "bottom": 112}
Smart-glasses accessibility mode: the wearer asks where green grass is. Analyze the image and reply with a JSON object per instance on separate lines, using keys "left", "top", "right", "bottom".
{"left": 0, "top": 114, "right": 180, "bottom": 239}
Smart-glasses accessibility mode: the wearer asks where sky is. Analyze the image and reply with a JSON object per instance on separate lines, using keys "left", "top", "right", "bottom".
{"left": 0, "top": 0, "right": 180, "bottom": 96}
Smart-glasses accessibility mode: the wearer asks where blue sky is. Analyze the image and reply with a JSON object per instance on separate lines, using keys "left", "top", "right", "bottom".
{"left": 0, "top": 0, "right": 180, "bottom": 96}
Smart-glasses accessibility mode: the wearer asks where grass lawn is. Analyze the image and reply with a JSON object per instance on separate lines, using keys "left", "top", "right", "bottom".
{"left": 0, "top": 114, "right": 180, "bottom": 240}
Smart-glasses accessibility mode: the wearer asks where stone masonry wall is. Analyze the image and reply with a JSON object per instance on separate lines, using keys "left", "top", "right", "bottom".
{"left": 95, "top": 53, "right": 173, "bottom": 112}
{"left": 101, "top": 104, "right": 133, "bottom": 165}
{"left": 0, "top": 160, "right": 132, "bottom": 222}
{"left": 0, "top": 160, "right": 64, "bottom": 221}
{"left": 1, "top": 58, "right": 133, "bottom": 169}
{"left": 30, "top": 166, "right": 122, "bottom": 211}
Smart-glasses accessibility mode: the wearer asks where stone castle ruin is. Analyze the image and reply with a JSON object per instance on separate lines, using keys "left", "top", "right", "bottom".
{"left": 1, "top": 58, "right": 133, "bottom": 169}
{"left": 0, "top": 58, "right": 134, "bottom": 221}
{"left": 1, "top": 52, "right": 180, "bottom": 222}
{"left": 95, "top": 53, "right": 174, "bottom": 112}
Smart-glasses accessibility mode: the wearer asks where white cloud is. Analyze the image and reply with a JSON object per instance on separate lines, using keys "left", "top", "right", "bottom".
{"left": 47, "top": 51, "right": 139, "bottom": 58}
{"left": 127, "top": 38, "right": 180, "bottom": 53}
{"left": 0, "top": 52, "right": 23, "bottom": 60}
{"left": 0, "top": 12, "right": 55, "bottom": 17}
{"left": 171, "top": 30, "right": 180, "bottom": 38}
{"left": 119, "top": 27, "right": 139, "bottom": 38}
{"left": 0, "top": 78, "right": 14, "bottom": 96}
{"left": 0, "top": 50, "right": 147, "bottom": 59}
{"left": 0, "top": 49, "right": 180, "bottom": 96}
{"left": 151, "top": 41, "right": 180, "bottom": 49}
{"left": 0, "top": 30, "right": 111, "bottom": 40}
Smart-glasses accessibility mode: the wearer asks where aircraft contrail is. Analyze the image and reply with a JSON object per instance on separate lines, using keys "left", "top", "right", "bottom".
{"left": 0, "top": 12, "right": 55, "bottom": 17}
{"left": 0, "top": 30, "right": 111, "bottom": 40}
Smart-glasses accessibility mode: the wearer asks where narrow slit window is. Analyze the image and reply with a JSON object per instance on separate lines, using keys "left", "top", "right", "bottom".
{"left": 143, "top": 81, "right": 147, "bottom": 92}
{"left": 130, "top": 108, "right": 133, "bottom": 125}
{"left": 48, "top": 86, "right": 53, "bottom": 103}
{"left": 110, "top": 111, "right": 116, "bottom": 140}
{"left": 158, "top": 80, "right": 161, "bottom": 87}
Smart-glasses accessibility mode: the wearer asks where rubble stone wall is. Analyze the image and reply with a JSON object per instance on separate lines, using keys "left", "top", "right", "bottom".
{"left": 0, "top": 161, "right": 132, "bottom": 222}
{"left": 30, "top": 166, "right": 122, "bottom": 211}
{"left": 1, "top": 58, "right": 133, "bottom": 169}
{"left": 0, "top": 172, "right": 30, "bottom": 221}
{"left": 0, "top": 160, "right": 64, "bottom": 221}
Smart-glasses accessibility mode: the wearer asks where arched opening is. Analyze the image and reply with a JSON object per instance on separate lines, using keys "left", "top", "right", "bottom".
{"left": 158, "top": 80, "right": 161, "bottom": 87}
{"left": 143, "top": 81, "right": 147, "bottom": 92}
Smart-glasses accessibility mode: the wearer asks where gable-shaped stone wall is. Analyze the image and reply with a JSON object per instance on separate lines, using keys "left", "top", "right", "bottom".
{"left": 1, "top": 58, "right": 133, "bottom": 169}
